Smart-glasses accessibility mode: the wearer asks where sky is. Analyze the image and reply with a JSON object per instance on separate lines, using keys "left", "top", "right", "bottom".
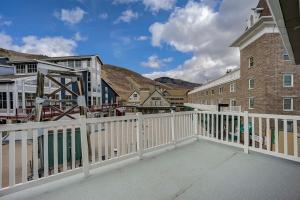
{"left": 0, "top": 0, "right": 258, "bottom": 84}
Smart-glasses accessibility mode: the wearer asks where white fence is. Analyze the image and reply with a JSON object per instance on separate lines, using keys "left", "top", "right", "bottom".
{"left": 0, "top": 110, "right": 299, "bottom": 196}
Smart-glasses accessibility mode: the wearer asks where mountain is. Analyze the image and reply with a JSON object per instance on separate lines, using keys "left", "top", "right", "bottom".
{"left": 101, "top": 64, "right": 172, "bottom": 100}
{"left": 0, "top": 48, "right": 47, "bottom": 60}
{"left": 155, "top": 77, "right": 201, "bottom": 90}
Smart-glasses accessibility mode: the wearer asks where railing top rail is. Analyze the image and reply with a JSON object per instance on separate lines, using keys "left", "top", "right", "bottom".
{"left": 0, "top": 119, "right": 82, "bottom": 132}
{"left": 197, "top": 110, "right": 300, "bottom": 120}
{"left": 86, "top": 115, "right": 138, "bottom": 124}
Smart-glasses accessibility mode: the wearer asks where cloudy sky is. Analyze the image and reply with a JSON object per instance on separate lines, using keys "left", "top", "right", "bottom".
{"left": 0, "top": 0, "right": 258, "bottom": 83}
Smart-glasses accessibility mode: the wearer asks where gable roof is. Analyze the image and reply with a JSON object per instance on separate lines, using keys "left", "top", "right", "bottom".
{"left": 101, "top": 78, "right": 120, "bottom": 97}
{"left": 257, "top": 0, "right": 271, "bottom": 17}
{"left": 127, "top": 90, "right": 140, "bottom": 100}
{"left": 141, "top": 88, "right": 169, "bottom": 105}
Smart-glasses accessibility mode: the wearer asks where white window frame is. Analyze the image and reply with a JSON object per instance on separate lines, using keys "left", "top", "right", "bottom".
{"left": 283, "top": 97, "right": 293, "bottom": 111}
{"left": 230, "top": 99, "right": 236, "bottom": 107}
{"left": 248, "top": 97, "right": 254, "bottom": 109}
{"left": 283, "top": 74, "right": 293, "bottom": 88}
{"left": 219, "top": 87, "right": 223, "bottom": 94}
{"left": 248, "top": 79, "right": 255, "bottom": 90}
{"left": 230, "top": 83, "right": 235, "bottom": 93}
{"left": 248, "top": 57, "right": 254, "bottom": 68}
{"left": 283, "top": 49, "right": 290, "bottom": 61}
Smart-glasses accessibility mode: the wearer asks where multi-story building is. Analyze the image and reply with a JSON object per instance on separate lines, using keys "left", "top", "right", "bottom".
{"left": 0, "top": 55, "right": 104, "bottom": 123}
{"left": 43, "top": 55, "right": 103, "bottom": 107}
{"left": 188, "top": 0, "right": 300, "bottom": 115}
{"left": 163, "top": 89, "right": 189, "bottom": 107}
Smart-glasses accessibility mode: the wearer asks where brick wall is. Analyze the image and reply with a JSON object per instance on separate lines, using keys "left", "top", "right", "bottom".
{"left": 188, "top": 33, "right": 300, "bottom": 115}
{"left": 240, "top": 33, "right": 300, "bottom": 115}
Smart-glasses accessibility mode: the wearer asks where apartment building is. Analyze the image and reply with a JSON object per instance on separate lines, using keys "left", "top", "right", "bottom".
{"left": 43, "top": 55, "right": 103, "bottom": 107}
{"left": 0, "top": 55, "right": 104, "bottom": 122}
{"left": 188, "top": 0, "right": 300, "bottom": 115}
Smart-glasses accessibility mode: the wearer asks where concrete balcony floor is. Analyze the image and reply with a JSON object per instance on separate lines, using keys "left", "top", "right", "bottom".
{"left": 3, "top": 140, "right": 300, "bottom": 200}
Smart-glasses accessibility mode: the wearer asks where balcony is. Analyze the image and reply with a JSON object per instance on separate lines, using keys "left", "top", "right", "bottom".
{"left": 1, "top": 111, "right": 300, "bottom": 199}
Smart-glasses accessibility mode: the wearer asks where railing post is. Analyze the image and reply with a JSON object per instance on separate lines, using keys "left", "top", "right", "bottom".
{"left": 193, "top": 110, "right": 199, "bottom": 140}
{"left": 243, "top": 111, "right": 249, "bottom": 154}
{"left": 136, "top": 112, "right": 144, "bottom": 159}
{"left": 171, "top": 110, "right": 176, "bottom": 146}
{"left": 80, "top": 116, "right": 90, "bottom": 176}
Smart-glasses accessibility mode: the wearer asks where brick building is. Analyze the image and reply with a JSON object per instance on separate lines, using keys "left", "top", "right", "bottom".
{"left": 188, "top": 0, "right": 300, "bottom": 115}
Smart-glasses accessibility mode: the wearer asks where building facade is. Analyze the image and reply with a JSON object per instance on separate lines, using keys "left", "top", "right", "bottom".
{"left": 0, "top": 55, "right": 104, "bottom": 122}
{"left": 188, "top": 0, "right": 300, "bottom": 115}
{"left": 43, "top": 55, "right": 103, "bottom": 107}
{"left": 101, "top": 79, "right": 119, "bottom": 105}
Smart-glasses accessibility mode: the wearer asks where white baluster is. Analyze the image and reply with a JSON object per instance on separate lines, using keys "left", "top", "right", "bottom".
{"left": 293, "top": 120, "right": 298, "bottom": 157}
{"left": 43, "top": 128, "right": 49, "bottom": 177}
{"left": 9, "top": 131, "right": 15, "bottom": 186}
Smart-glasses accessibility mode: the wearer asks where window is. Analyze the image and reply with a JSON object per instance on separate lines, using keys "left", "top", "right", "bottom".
{"left": 0, "top": 92, "right": 7, "bottom": 109}
{"left": 283, "top": 98, "right": 293, "bottom": 111}
{"left": 75, "top": 60, "right": 81, "bottom": 68}
{"left": 27, "top": 64, "right": 37, "bottom": 73}
{"left": 283, "top": 74, "right": 293, "bottom": 87}
{"left": 230, "top": 99, "right": 237, "bottom": 107}
{"left": 248, "top": 79, "right": 255, "bottom": 89}
{"left": 206, "top": 91, "right": 209, "bottom": 95}
{"left": 248, "top": 57, "right": 254, "bottom": 68}
{"left": 249, "top": 97, "right": 254, "bottom": 109}
{"left": 87, "top": 60, "right": 91, "bottom": 67}
{"left": 18, "top": 93, "right": 22, "bottom": 108}
{"left": 9, "top": 92, "right": 13, "bottom": 109}
{"left": 211, "top": 90, "right": 215, "bottom": 95}
{"left": 68, "top": 60, "right": 75, "bottom": 68}
{"left": 219, "top": 87, "right": 223, "bottom": 94}
{"left": 16, "top": 64, "right": 26, "bottom": 74}
{"left": 230, "top": 82, "right": 235, "bottom": 93}
{"left": 283, "top": 49, "right": 290, "bottom": 61}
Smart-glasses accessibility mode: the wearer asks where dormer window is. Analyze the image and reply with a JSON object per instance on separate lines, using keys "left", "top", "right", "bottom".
{"left": 283, "top": 49, "right": 290, "bottom": 61}
{"left": 250, "top": 15, "right": 254, "bottom": 26}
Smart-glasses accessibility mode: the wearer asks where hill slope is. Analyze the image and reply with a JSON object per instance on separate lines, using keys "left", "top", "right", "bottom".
{"left": 0, "top": 48, "right": 194, "bottom": 100}
{"left": 155, "top": 77, "right": 201, "bottom": 89}
{"left": 102, "top": 64, "right": 171, "bottom": 99}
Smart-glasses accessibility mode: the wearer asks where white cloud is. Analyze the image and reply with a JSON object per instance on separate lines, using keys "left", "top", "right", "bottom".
{"left": 145, "top": 0, "right": 258, "bottom": 83}
{"left": 112, "top": 0, "right": 139, "bottom": 4}
{"left": 73, "top": 32, "right": 87, "bottom": 41}
{"left": 114, "top": 9, "right": 139, "bottom": 23}
{"left": 112, "top": 0, "right": 176, "bottom": 13}
{"left": 141, "top": 55, "right": 173, "bottom": 68}
{"left": 136, "top": 35, "right": 148, "bottom": 41}
{"left": 143, "top": 0, "right": 176, "bottom": 12}
{"left": 99, "top": 13, "right": 108, "bottom": 20}
{"left": 0, "top": 32, "right": 77, "bottom": 57}
{"left": 55, "top": 7, "right": 86, "bottom": 25}
{"left": 0, "top": 16, "right": 12, "bottom": 26}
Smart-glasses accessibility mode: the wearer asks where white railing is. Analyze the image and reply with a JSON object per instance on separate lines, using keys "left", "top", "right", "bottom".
{"left": 184, "top": 103, "right": 217, "bottom": 111}
{"left": 197, "top": 111, "right": 300, "bottom": 162}
{"left": 1, "top": 110, "right": 299, "bottom": 196}
{"left": 0, "top": 111, "right": 197, "bottom": 195}
{"left": 219, "top": 106, "right": 241, "bottom": 112}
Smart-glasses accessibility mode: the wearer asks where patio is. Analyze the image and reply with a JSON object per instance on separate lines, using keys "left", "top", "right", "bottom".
{"left": 3, "top": 139, "right": 300, "bottom": 200}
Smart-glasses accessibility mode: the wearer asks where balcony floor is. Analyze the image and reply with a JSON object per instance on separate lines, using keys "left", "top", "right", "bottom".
{"left": 3, "top": 140, "right": 300, "bottom": 200}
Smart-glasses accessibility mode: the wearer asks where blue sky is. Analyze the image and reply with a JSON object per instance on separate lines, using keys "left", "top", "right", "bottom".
{"left": 0, "top": 0, "right": 257, "bottom": 83}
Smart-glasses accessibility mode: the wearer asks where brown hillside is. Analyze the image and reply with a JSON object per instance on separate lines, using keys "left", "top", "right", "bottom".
{"left": 0, "top": 48, "right": 48, "bottom": 60}
{"left": 0, "top": 48, "right": 192, "bottom": 100}
{"left": 102, "top": 64, "right": 171, "bottom": 100}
